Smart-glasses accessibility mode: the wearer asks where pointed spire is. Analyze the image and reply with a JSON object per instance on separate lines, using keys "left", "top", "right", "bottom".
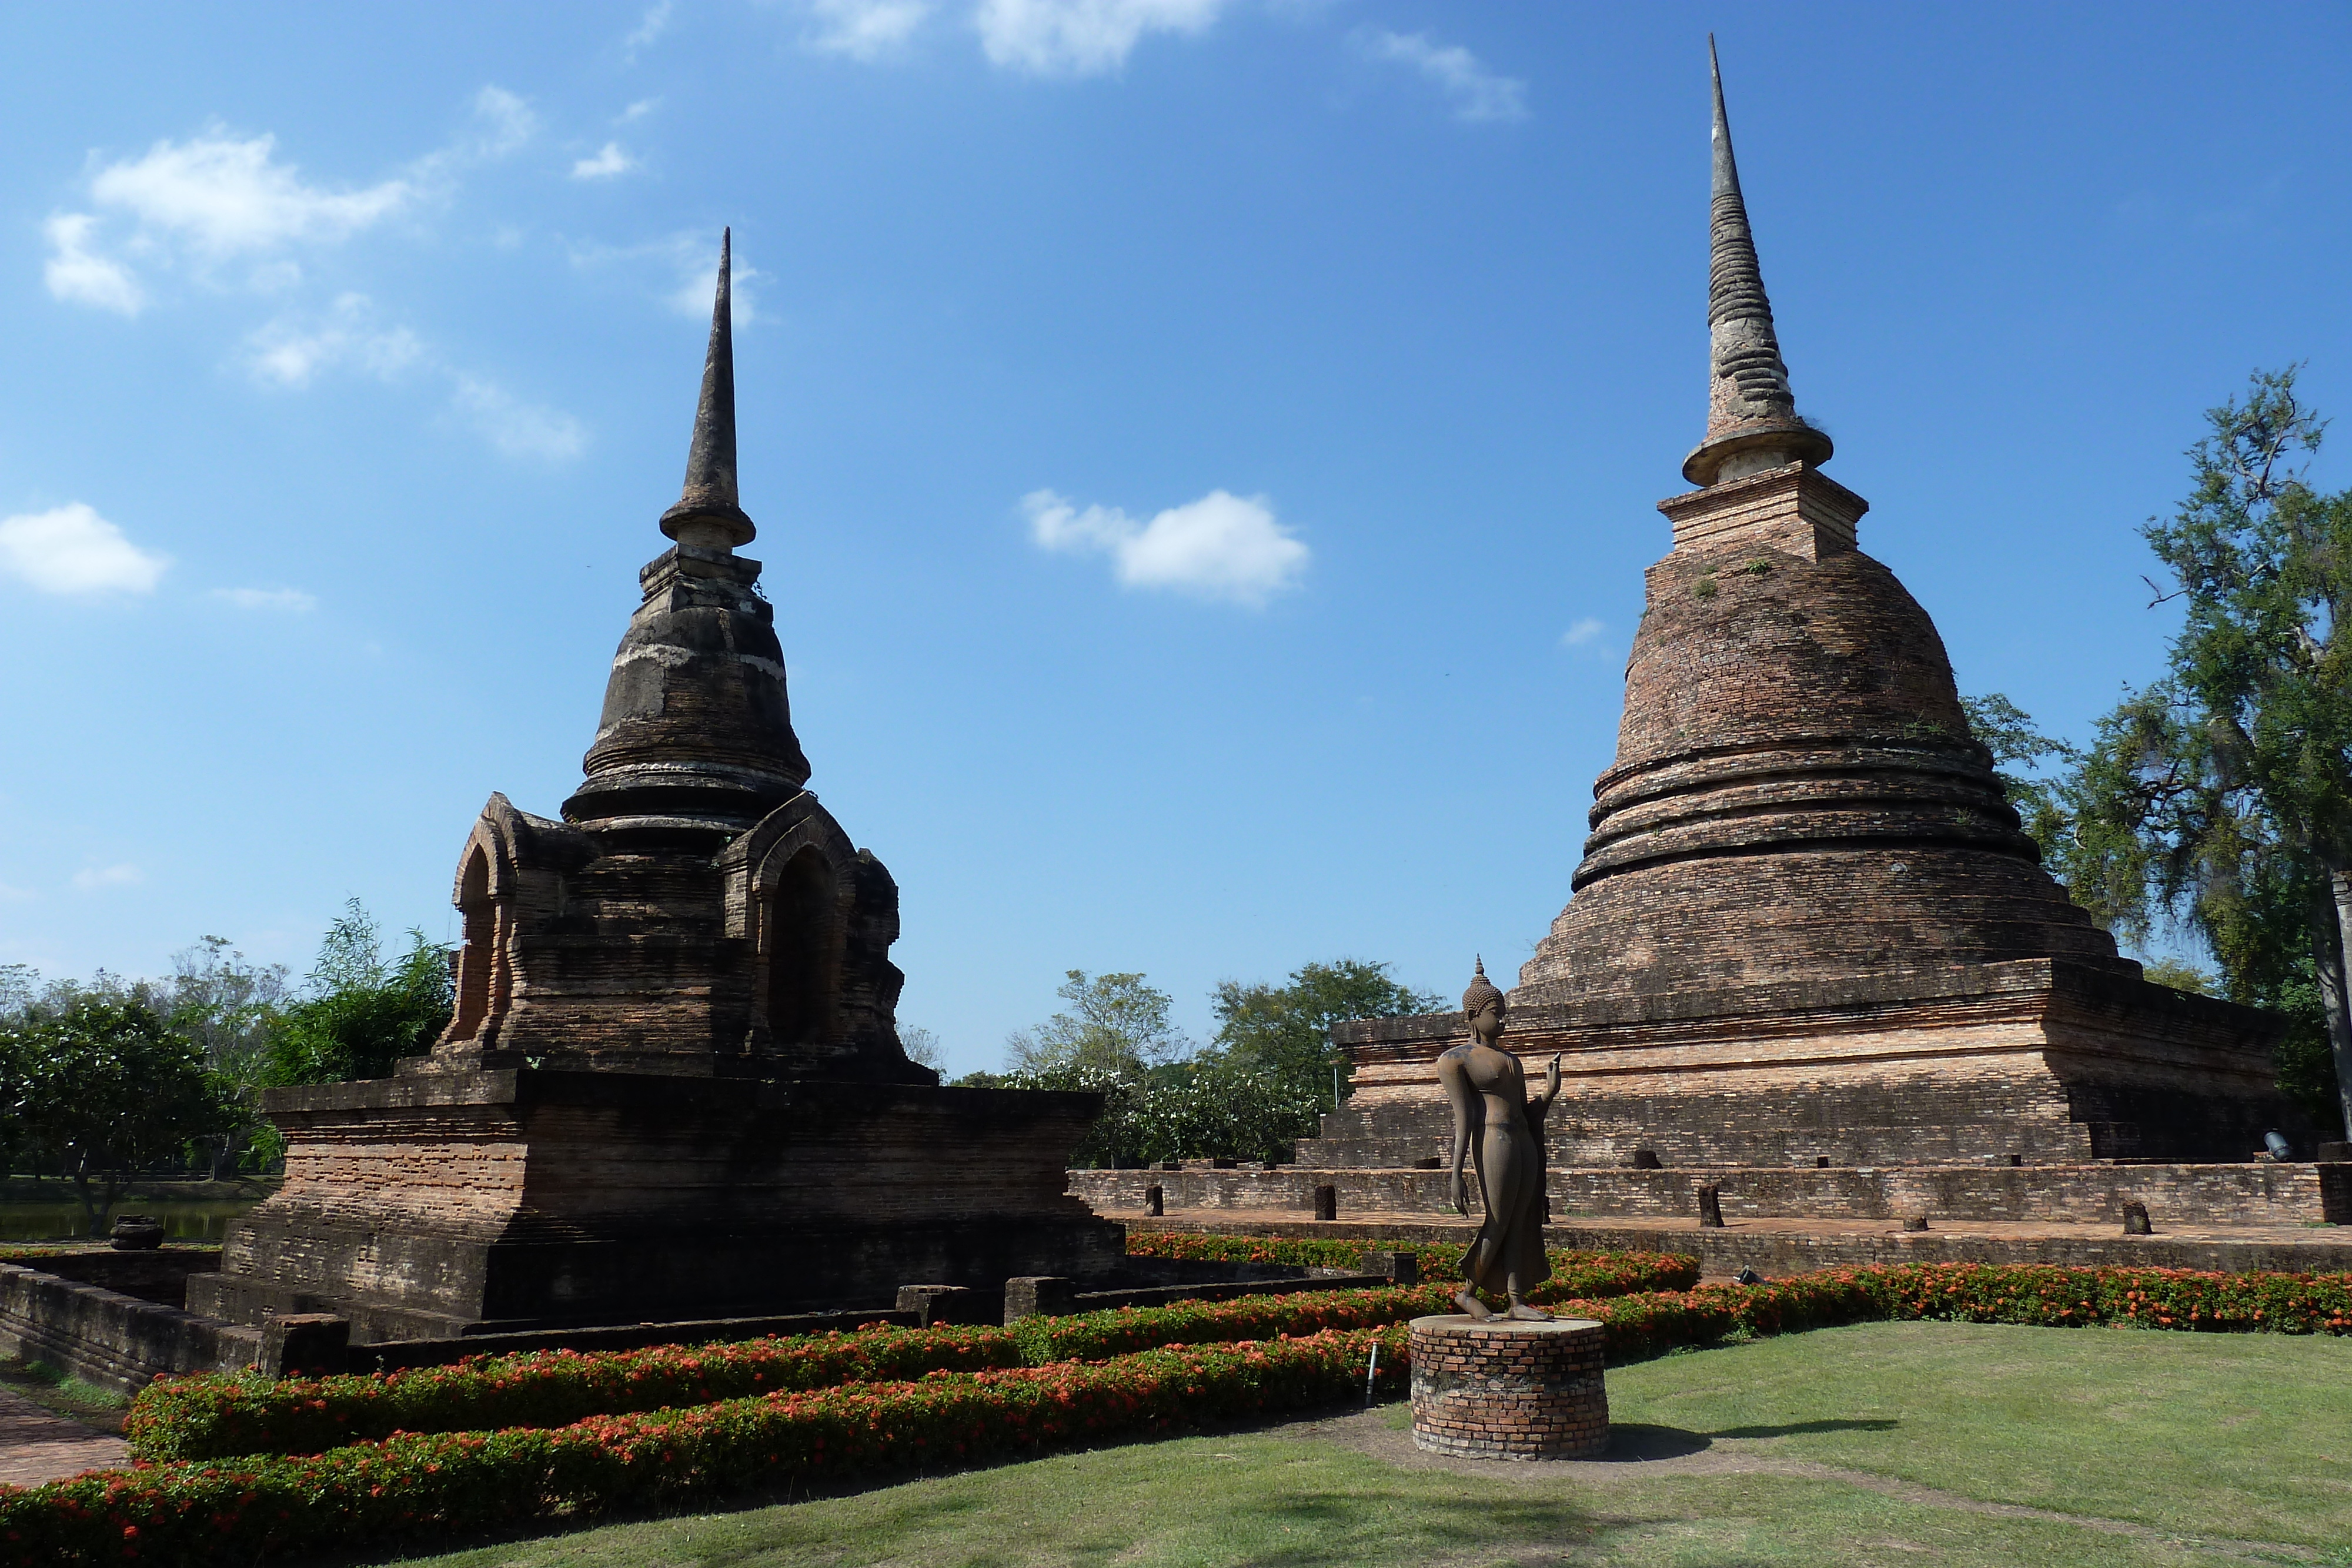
{"left": 1683, "top": 38, "right": 1832, "bottom": 487}
{"left": 660, "top": 228, "right": 757, "bottom": 549}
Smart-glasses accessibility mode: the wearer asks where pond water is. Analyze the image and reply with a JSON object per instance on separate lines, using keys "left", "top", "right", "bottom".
{"left": 0, "top": 1201, "right": 259, "bottom": 1243}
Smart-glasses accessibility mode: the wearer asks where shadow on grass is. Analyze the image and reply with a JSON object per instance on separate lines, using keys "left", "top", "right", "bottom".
{"left": 1605, "top": 1423, "right": 1712, "bottom": 1460}
{"left": 1708, "top": 1419, "right": 1899, "bottom": 1439}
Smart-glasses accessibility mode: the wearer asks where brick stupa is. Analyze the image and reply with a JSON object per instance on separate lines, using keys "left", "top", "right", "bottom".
{"left": 1308, "top": 46, "right": 2311, "bottom": 1175}
{"left": 194, "top": 235, "right": 1121, "bottom": 1341}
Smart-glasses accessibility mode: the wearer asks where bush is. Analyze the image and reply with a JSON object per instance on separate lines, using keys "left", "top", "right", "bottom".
{"left": 128, "top": 1323, "right": 1023, "bottom": 1464}
{"left": 1122, "top": 1231, "right": 1705, "bottom": 1298}
{"left": 25, "top": 1329, "right": 1413, "bottom": 1567}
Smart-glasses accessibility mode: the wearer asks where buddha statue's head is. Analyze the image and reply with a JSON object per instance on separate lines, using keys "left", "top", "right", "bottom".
{"left": 1462, "top": 957, "right": 1506, "bottom": 1046}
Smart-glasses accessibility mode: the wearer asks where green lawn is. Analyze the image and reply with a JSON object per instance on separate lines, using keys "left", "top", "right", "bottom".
{"left": 386, "top": 1322, "right": 2352, "bottom": 1568}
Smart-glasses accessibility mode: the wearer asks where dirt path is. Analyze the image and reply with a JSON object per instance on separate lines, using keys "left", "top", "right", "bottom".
{"left": 0, "top": 1385, "right": 128, "bottom": 1489}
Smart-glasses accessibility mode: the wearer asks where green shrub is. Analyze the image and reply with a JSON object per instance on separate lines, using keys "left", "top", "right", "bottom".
{"left": 24, "top": 1329, "right": 1413, "bottom": 1567}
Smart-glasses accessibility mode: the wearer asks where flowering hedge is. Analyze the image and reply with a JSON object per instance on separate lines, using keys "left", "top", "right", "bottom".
{"left": 18, "top": 1329, "right": 1414, "bottom": 1567}
{"left": 1123, "top": 1233, "right": 1703, "bottom": 1297}
{"left": 127, "top": 1323, "right": 1024, "bottom": 1465}
{"left": 133, "top": 1251, "right": 1696, "bottom": 1463}
{"left": 1860, "top": 1262, "right": 2352, "bottom": 1333}
{"left": 122, "top": 1258, "right": 2352, "bottom": 1472}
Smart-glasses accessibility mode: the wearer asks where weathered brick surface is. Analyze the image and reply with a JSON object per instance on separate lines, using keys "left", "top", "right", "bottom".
{"left": 200, "top": 1073, "right": 1125, "bottom": 1341}
{"left": 1070, "top": 1160, "right": 2333, "bottom": 1228}
{"left": 1328, "top": 960, "right": 2308, "bottom": 1169}
{"left": 1410, "top": 1316, "right": 1609, "bottom": 1460}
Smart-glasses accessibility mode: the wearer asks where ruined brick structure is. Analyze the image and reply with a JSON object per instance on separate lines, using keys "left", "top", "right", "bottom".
{"left": 1111, "top": 46, "right": 2315, "bottom": 1221}
{"left": 193, "top": 235, "right": 1121, "bottom": 1341}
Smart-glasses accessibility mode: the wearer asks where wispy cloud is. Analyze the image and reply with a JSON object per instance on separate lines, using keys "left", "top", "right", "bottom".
{"left": 1355, "top": 28, "right": 1527, "bottom": 122}
{"left": 72, "top": 864, "right": 143, "bottom": 891}
{"left": 975, "top": 0, "right": 1228, "bottom": 78}
{"left": 803, "top": 0, "right": 932, "bottom": 59}
{"left": 44, "top": 89, "right": 536, "bottom": 311}
{"left": 0, "top": 503, "right": 169, "bottom": 596}
{"left": 244, "top": 293, "right": 424, "bottom": 387}
{"left": 1561, "top": 617, "right": 1605, "bottom": 647}
{"left": 624, "top": 1, "right": 674, "bottom": 58}
{"left": 213, "top": 586, "right": 318, "bottom": 612}
{"left": 1025, "top": 487, "right": 1307, "bottom": 606}
{"left": 572, "top": 142, "right": 639, "bottom": 180}
{"left": 42, "top": 214, "right": 145, "bottom": 315}
{"left": 465, "top": 86, "right": 539, "bottom": 158}
{"left": 572, "top": 230, "right": 766, "bottom": 327}
{"left": 452, "top": 376, "right": 588, "bottom": 462}
{"left": 618, "top": 98, "right": 661, "bottom": 123}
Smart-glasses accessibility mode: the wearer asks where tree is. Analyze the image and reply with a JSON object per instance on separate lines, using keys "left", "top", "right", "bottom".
{"left": 1003, "top": 970, "right": 1189, "bottom": 1076}
{"left": 166, "top": 937, "right": 289, "bottom": 1174}
{"left": 263, "top": 901, "right": 453, "bottom": 1086}
{"left": 1211, "top": 958, "right": 1442, "bottom": 1109}
{"left": 900, "top": 1026, "right": 945, "bottom": 1073}
{"left": 2049, "top": 367, "right": 2352, "bottom": 1135}
{"left": 1, "top": 992, "right": 220, "bottom": 1236}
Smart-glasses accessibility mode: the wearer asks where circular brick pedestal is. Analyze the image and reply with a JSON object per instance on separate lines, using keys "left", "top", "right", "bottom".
{"left": 1409, "top": 1315, "right": 1609, "bottom": 1459}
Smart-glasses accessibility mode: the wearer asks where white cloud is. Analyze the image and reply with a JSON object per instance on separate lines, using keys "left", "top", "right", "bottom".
{"left": 453, "top": 376, "right": 587, "bottom": 462}
{"left": 625, "top": 1, "right": 674, "bottom": 56}
{"left": 42, "top": 214, "right": 144, "bottom": 315}
{"left": 805, "top": 0, "right": 931, "bottom": 58}
{"left": 572, "top": 142, "right": 639, "bottom": 180}
{"left": 1357, "top": 28, "right": 1528, "bottom": 122}
{"left": 244, "top": 294, "right": 424, "bottom": 387}
{"left": 0, "top": 504, "right": 169, "bottom": 596}
{"left": 1561, "top": 617, "right": 1605, "bottom": 647}
{"left": 88, "top": 133, "right": 414, "bottom": 260}
{"left": 1025, "top": 487, "right": 1307, "bottom": 606}
{"left": 0, "top": 882, "right": 34, "bottom": 903}
{"left": 619, "top": 98, "right": 662, "bottom": 123}
{"left": 467, "top": 86, "right": 539, "bottom": 157}
{"left": 214, "top": 586, "right": 318, "bottom": 612}
{"left": 72, "top": 864, "right": 142, "bottom": 891}
{"left": 975, "top": 0, "right": 1227, "bottom": 77}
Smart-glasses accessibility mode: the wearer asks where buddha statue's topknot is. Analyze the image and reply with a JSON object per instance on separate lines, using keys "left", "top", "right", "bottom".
{"left": 1462, "top": 956, "right": 1505, "bottom": 1018}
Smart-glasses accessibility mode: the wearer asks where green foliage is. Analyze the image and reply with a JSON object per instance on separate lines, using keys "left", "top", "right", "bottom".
{"left": 262, "top": 901, "right": 452, "bottom": 1087}
{"left": 993, "top": 1057, "right": 1323, "bottom": 1166}
{"left": 36, "top": 1330, "right": 1418, "bottom": 1566}
{"left": 1960, "top": 691, "right": 2077, "bottom": 849}
{"left": 2044, "top": 368, "right": 2352, "bottom": 1132}
{"left": 1004, "top": 969, "right": 1188, "bottom": 1076}
{"left": 162, "top": 937, "right": 289, "bottom": 1165}
{"left": 0, "top": 992, "right": 220, "bottom": 1236}
{"left": 132, "top": 1246, "right": 1700, "bottom": 1463}
{"left": 1210, "top": 958, "right": 1441, "bottom": 1108}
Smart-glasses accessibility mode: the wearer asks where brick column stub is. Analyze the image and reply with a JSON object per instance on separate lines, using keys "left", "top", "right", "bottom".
{"left": 1409, "top": 1315, "right": 1609, "bottom": 1460}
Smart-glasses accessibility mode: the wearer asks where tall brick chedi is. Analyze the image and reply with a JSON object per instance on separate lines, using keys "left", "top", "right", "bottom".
{"left": 1315, "top": 48, "right": 2310, "bottom": 1173}
{"left": 193, "top": 235, "right": 1120, "bottom": 1341}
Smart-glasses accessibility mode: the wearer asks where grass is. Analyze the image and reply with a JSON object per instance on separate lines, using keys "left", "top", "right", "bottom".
{"left": 370, "top": 1321, "right": 2352, "bottom": 1568}
{"left": 0, "top": 1356, "right": 130, "bottom": 1434}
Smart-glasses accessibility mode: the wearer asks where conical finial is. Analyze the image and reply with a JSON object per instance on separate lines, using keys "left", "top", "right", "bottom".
{"left": 660, "top": 228, "right": 757, "bottom": 549}
{"left": 1683, "top": 38, "right": 1832, "bottom": 487}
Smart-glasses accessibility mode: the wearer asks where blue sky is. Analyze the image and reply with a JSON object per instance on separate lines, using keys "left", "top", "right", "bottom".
{"left": 2, "top": 3, "right": 2347, "bottom": 1076}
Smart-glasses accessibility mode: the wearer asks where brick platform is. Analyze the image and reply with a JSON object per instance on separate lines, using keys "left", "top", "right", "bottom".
{"left": 1409, "top": 1315, "right": 1609, "bottom": 1460}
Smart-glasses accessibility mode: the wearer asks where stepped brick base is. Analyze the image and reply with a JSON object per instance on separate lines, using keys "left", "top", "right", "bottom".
{"left": 1411, "top": 1315, "right": 1609, "bottom": 1460}
{"left": 193, "top": 1068, "right": 1124, "bottom": 1343}
{"left": 1326, "top": 961, "right": 2312, "bottom": 1172}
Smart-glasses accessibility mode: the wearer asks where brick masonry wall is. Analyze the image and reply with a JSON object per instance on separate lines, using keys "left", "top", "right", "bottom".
{"left": 1411, "top": 1316, "right": 1609, "bottom": 1460}
{"left": 1069, "top": 1161, "right": 2334, "bottom": 1227}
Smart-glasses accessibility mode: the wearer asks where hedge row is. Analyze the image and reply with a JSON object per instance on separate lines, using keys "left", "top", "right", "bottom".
{"left": 18, "top": 1328, "right": 1415, "bottom": 1568}
{"left": 131, "top": 1251, "right": 1700, "bottom": 1463}
{"left": 33, "top": 1263, "right": 2352, "bottom": 1564}
{"left": 1124, "top": 1232, "right": 1706, "bottom": 1293}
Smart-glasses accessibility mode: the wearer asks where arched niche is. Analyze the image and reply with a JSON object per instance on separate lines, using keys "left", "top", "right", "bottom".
{"left": 764, "top": 844, "right": 843, "bottom": 1047}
